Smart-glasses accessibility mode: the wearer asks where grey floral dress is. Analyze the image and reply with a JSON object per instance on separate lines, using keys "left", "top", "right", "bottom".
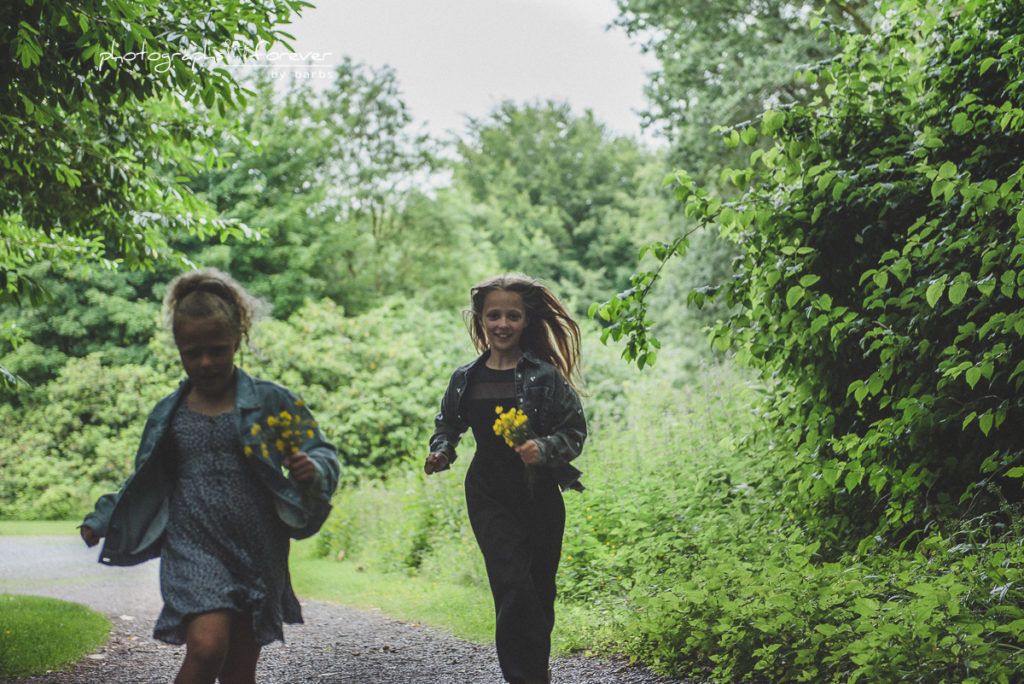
{"left": 153, "top": 407, "right": 302, "bottom": 646}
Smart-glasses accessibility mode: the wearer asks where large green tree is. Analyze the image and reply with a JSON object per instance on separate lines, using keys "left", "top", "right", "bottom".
{"left": 0, "top": 264, "right": 167, "bottom": 393}
{"left": 187, "top": 63, "right": 489, "bottom": 314}
{"left": 596, "top": 0, "right": 1024, "bottom": 549}
{"left": 454, "top": 100, "right": 663, "bottom": 309}
{"left": 614, "top": 0, "right": 873, "bottom": 182}
{"left": 1, "top": 0, "right": 307, "bottom": 383}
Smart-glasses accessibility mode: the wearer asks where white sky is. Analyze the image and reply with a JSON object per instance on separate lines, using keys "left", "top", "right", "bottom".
{"left": 272, "top": 0, "right": 658, "bottom": 141}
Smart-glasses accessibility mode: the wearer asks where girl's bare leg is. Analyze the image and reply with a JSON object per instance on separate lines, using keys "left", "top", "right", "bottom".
{"left": 176, "top": 612, "right": 231, "bottom": 684}
{"left": 174, "top": 611, "right": 260, "bottom": 684}
{"left": 219, "top": 612, "right": 261, "bottom": 684}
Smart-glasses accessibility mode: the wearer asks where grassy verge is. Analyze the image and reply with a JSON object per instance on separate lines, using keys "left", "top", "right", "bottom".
{"left": 289, "top": 548, "right": 620, "bottom": 657}
{"left": 0, "top": 520, "right": 79, "bottom": 536}
{"left": 0, "top": 525, "right": 498, "bottom": 676}
{"left": 0, "top": 594, "right": 109, "bottom": 678}
{"left": 289, "top": 537, "right": 495, "bottom": 644}
{"left": 289, "top": 539, "right": 606, "bottom": 656}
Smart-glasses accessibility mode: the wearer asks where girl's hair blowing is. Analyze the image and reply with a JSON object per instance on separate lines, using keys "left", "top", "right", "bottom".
{"left": 467, "top": 273, "right": 583, "bottom": 393}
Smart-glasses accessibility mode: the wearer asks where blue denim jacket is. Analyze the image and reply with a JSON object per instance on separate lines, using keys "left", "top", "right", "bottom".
{"left": 430, "top": 350, "right": 586, "bottom": 491}
{"left": 82, "top": 368, "right": 340, "bottom": 566}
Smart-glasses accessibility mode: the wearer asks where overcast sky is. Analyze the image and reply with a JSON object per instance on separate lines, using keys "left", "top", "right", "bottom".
{"left": 271, "top": 0, "right": 657, "bottom": 141}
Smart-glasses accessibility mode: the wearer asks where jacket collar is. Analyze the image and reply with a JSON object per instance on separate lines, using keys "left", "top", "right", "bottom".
{"left": 467, "top": 348, "right": 543, "bottom": 372}
{"left": 173, "top": 366, "right": 260, "bottom": 410}
{"left": 234, "top": 367, "right": 261, "bottom": 410}
{"left": 520, "top": 349, "right": 543, "bottom": 366}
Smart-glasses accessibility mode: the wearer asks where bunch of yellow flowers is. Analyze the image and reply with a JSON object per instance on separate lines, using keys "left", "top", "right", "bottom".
{"left": 493, "top": 406, "right": 529, "bottom": 447}
{"left": 245, "top": 400, "right": 317, "bottom": 461}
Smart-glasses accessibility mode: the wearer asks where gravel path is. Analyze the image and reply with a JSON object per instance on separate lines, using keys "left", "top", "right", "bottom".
{"left": 0, "top": 536, "right": 691, "bottom": 683}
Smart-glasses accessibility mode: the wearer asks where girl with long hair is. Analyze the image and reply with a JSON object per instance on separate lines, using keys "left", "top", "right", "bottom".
{"left": 425, "top": 274, "right": 586, "bottom": 684}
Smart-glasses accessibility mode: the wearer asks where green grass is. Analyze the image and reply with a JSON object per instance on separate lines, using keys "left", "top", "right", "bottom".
{"left": 289, "top": 540, "right": 611, "bottom": 656}
{"left": 0, "top": 526, "right": 498, "bottom": 676}
{"left": 0, "top": 594, "right": 110, "bottom": 678}
{"left": 0, "top": 520, "right": 79, "bottom": 536}
{"left": 289, "top": 538, "right": 495, "bottom": 644}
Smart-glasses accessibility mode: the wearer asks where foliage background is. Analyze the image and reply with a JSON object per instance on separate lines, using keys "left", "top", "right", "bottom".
{"left": 3, "top": 0, "right": 1024, "bottom": 682}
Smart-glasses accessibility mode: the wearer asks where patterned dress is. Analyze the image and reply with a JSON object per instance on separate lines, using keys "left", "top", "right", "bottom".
{"left": 153, "top": 407, "right": 302, "bottom": 646}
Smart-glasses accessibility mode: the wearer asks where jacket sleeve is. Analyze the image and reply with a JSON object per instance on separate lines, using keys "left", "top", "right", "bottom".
{"left": 532, "top": 374, "right": 587, "bottom": 469}
{"left": 295, "top": 399, "right": 340, "bottom": 516}
{"left": 258, "top": 387, "right": 340, "bottom": 539}
{"left": 81, "top": 490, "right": 119, "bottom": 537}
{"left": 80, "top": 406, "right": 164, "bottom": 537}
{"left": 428, "top": 371, "right": 467, "bottom": 466}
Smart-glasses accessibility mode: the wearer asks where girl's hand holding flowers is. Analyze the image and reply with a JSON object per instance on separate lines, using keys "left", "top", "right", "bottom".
{"left": 493, "top": 407, "right": 539, "bottom": 465}
{"left": 246, "top": 402, "right": 319, "bottom": 484}
{"left": 284, "top": 452, "right": 316, "bottom": 483}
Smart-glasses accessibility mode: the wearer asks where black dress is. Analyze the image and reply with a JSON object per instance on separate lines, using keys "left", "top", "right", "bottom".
{"left": 463, "top": 364, "right": 565, "bottom": 682}
{"left": 154, "top": 407, "right": 302, "bottom": 646}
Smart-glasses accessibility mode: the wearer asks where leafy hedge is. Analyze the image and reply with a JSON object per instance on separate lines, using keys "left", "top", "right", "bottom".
{"left": 0, "top": 352, "right": 172, "bottom": 519}
{"left": 594, "top": 0, "right": 1024, "bottom": 551}
{"left": 554, "top": 361, "right": 1023, "bottom": 683}
{"left": 0, "top": 299, "right": 469, "bottom": 518}
{"left": 311, "top": 347, "right": 1024, "bottom": 682}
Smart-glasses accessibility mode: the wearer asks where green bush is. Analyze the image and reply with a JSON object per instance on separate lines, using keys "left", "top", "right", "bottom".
{"left": 0, "top": 353, "right": 173, "bottom": 519}
{"left": 546, "top": 362, "right": 1024, "bottom": 683}
{"left": 614, "top": 516, "right": 1024, "bottom": 683}
{"left": 315, "top": 466, "right": 484, "bottom": 584}
{"left": 245, "top": 298, "right": 469, "bottom": 480}
{"left": 0, "top": 298, "right": 471, "bottom": 518}
{"left": 596, "top": 0, "right": 1024, "bottom": 553}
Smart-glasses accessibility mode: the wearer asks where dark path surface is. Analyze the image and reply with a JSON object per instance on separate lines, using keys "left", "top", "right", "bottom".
{"left": 0, "top": 536, "right": 689, "bottom": 683}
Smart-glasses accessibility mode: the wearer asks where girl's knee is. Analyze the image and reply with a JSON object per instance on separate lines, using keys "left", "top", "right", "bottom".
{"left": 184, "top": 613, "right": 232, "bottom": 666}
{"left": 186, "top": 633, "right": 230, "bottom": 668}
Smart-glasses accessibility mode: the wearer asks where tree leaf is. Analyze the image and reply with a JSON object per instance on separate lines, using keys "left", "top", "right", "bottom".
{"left": 926, "top": 277, "right": 947, "bottom": 308}
{"left": 948, "top": 278, "right": 970, "bottom": 305}
{"left": 786, "top": 285, "right": 805, "bottom": 308}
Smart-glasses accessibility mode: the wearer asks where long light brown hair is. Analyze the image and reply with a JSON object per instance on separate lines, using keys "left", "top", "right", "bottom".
{"left": 466, "top": 274, "right": 583, "bottom": 393}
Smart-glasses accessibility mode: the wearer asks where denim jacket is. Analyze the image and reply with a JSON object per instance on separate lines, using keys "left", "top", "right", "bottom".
{"left": 430, "top": 350, "right": 586, "bottom": 491}
{"left": 82, "top": 368, "right": 340, "bottom": 566}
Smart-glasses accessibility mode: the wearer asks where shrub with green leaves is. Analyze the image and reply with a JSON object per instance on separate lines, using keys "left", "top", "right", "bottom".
{"left": 314, "top": 468, "right": 484, "bottom": 583}
{"left": 552, "top": 359, "right": 1024, "bottom": 682}
{"left": 0, "top": 298, "right": 471, "bottom": 518}
{"left": 0, "top": 353, "right": 173, "bottom": 519}
{"left": 594, "top": 0, "right": 1024, "bottom": 551}
{"left": 244, "top": 298, "right": 469, "bottom": 480}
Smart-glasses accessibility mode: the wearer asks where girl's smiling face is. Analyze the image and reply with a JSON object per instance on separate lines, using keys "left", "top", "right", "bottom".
{"left": 176, "top": 315, "right": 239, "bottom": 401}
{"left": 481, "top": 289, "right": 527, "bottom": 356}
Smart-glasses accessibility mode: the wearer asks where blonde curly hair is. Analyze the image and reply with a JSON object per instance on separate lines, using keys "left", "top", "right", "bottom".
{"left": 162, "top": 268, "right": 270, "bottom": 349}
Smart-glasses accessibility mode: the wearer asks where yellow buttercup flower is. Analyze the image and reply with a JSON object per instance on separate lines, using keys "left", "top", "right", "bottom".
{"left": 247, "top": 399, "right": 317, "bottom": 462}
{"left": 493, "top": 406, "right": 529, "bottom": 447}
